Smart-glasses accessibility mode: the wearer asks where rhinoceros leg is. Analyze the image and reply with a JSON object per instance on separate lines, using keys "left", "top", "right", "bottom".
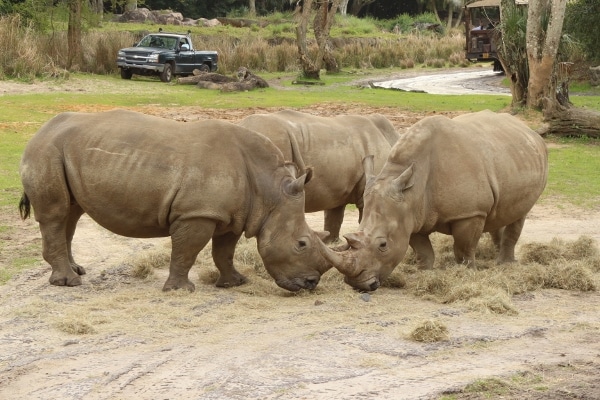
{"left": 163, "top": 218, "right": 216, "bottom": 292}
{"left": 451, "top": 217, "right": 485, "bottom": 267}
{"left": 323, "top": 206, "right": 345, "bottom": 243}
{"left": 496, "top": 217, "right": 525, "bottom": 264}
{"left": 489, "top": 228, "right": 504, "bottom": 251}
{"left": 211, "top": 232, "right": 247, "bottom": 288}
{"left": 66, "top": 204, "right": 86, "bottom": 276}
{"left": 409, "top": 233, "right": 435, "bottom": 269}
{"left": 40, "top": 219, "right": 82, "bottom": 287}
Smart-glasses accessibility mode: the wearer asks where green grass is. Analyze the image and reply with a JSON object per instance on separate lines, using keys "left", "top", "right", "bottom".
{"left": 0, "top": 256, "right": 39, "bottom": 285}
{"left": 543, "top": 136, "right": 600, "bottom": 209}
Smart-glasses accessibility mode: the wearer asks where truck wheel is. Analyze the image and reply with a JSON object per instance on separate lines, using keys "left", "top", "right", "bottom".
{"left": 199, "top": 64, "right": 210, "bottom": 73}
{"left": 120, "top": 68, "right": 133, "bottom": 80}
{"left": 160, "top": 63, "right": 173, "bottom": 82}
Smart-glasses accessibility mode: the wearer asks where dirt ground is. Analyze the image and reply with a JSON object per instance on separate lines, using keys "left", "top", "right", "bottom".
{"left": 1, "top": 73, "right": 600, "bottom": 399}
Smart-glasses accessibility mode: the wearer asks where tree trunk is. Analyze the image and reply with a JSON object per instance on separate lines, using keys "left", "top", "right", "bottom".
{"left": 295, "top": 0, "right": 320, "bottom": 79}
{"left": 249, "top": 0, "right": 256, "bottom": 16}
{"left": 67, "top": 0, "right": 83, "bottom": 70}
{"left": 349, "top": 0, "right": 375, "bottom": 16}
{"left": 313, "top": 0, "right": 341, "bottom": 73}
{"left": 446, "top": 3, "right": 454, "bottom": 31}
{"left": 90, "top": 0, "right": 102, "bottom": 15}
{"left": 525, "top": 0, "right": 568, "bottom": 110}
{"left": 428, "top": 0, "right": 441, "bottom": 22}
{"left": 339, "top": 0, "right": 349, "bottom": 15}
{"left": 454, "top": 6, "right": 463, "bottom": 28}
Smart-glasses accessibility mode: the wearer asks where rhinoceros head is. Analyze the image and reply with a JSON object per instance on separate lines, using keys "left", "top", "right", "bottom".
{"left": 324, "top": 164, "right": 417, "bottom": 291}
{"left": 256, "top": 169, "right": 337, "bottom": 292}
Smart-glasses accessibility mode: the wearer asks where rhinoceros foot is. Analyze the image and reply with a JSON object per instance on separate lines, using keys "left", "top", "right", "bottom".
{"left": 49, "top": 271, "right": 82, "bottom": 287}
{"left": 215, "top": 272, "right": 247, "bottom": 288}
{"left": 71, "top": 263, "right": 86, "bottom": 275}
{"left": 162, "top": 278, "right": 196, "bottom": 293}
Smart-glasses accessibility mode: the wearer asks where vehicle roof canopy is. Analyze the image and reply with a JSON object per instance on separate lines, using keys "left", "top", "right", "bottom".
{"left": 466, "top": 0, "right": 527, "bottom": 7}
{"left": 466, "top": 0, "right": 499, "bottom": 8}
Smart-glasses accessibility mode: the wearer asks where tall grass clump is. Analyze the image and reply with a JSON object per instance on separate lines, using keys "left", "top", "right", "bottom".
{"left": 191, "top": 34, "right": 299, "bottom": 74}
{"left": 0, "top": 14, "right": 50, "bottom": 79}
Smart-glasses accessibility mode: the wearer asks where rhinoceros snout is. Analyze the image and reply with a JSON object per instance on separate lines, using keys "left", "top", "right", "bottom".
{"left": 275, "top": 276, "right": 320, "bottom": 292}
{"left": 369, "top": 280, "right": 380, "bottom": 291}
{"left": 276, "top": 276, "right": 321, "bottom": 292}
{"left": 344, "top": 276, "right": 380, "bottom": 292}
{"left": 303, "top": 277, "right": 319, "bottom": 290}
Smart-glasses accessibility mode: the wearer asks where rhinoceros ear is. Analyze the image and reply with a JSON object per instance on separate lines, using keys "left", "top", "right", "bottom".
{"left": 284, "top": 173, "right": 307, "bottom": 196}
{"left": 344, "top": 232, "right": 366, "bottom": 249}
{"left": 304, "top": 166, "right": 313, "bottom": 184}
{"left": 392, "top": 163, "right": 415, "bottom": 194}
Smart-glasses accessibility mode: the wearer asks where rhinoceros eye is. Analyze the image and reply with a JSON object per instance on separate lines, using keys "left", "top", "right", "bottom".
{"left": 376, "top": 238, "right": 388, "bottom": 253}
{"left": 296, "top": 237, "right": 309, "bottom": 251}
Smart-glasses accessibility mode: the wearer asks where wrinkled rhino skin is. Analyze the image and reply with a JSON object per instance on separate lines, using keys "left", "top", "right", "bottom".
{"left": 328, "top": 110, "right": 549, "bottom": 291}
{"left": 238, "top": 110, "right": 400, "bottom": 243}
{"left": 19, "top": 109, "right": 336, "bottom": 292}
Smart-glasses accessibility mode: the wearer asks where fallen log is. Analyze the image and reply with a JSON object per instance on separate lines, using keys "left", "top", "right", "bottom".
{"left": 177, "top": 72, "right": 236, "bottom": 85}
{"left": 540, "top": 106, "right": 600, "bottom": 138}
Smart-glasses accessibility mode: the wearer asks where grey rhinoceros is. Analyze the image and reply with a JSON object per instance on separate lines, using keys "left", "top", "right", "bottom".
{"left": 238, "top": 110, "right": 399, "bottom": 243}
{"left": 19, "top": 109, "right": 338, "bottom": 292}
{"left": 324, "top": 110, "right": 549, "bottom": 291}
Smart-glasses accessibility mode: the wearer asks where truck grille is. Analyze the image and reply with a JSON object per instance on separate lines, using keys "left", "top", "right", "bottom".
{"left": 124, "top": 51, "right": 152, "bottom": 62}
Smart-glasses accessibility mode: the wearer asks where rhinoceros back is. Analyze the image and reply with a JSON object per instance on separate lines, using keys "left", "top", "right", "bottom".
{"left": 20, "top": 110, "right": 284, "bottom": 238}
{"left": 389, "top": 110, "right": 548, "bottom": 233}
{"left": 238, "top": 110, "right": 399, "bottom": 213}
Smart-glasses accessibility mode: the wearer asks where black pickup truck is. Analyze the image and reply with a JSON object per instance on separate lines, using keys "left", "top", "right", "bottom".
{"left": 116, "top": 30, "right": 218, "bottom": 82}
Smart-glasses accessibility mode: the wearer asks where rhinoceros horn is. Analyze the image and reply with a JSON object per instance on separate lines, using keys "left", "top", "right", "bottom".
{"left": 319, "top": 233, "right": 363, "bottom": 276}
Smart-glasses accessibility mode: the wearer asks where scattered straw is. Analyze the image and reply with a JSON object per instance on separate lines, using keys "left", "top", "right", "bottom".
{"left": 130, "top": 249, "right": 170, "bottom": 279}
{"left": 409, "top": 319, "right": 449, "bottom": 342}
{"left": 55, "top": 319, "right": 96, "bottom": 335}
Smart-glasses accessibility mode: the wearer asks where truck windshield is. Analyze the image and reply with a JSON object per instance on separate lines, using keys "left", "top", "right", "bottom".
{"left": 138, "top": 35, "right": 177, "bottom": 50}
{"left": 469, "top": 6, "right": 499, "bottom": 30}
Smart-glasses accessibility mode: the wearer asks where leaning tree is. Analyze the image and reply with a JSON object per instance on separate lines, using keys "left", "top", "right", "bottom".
{"left": 497, "top": 0, "right": 600, "bottom": 137}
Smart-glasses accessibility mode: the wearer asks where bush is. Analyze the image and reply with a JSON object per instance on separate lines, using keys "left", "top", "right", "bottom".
{"left": 564, "top": 0, "right": 600, "bottom": 62}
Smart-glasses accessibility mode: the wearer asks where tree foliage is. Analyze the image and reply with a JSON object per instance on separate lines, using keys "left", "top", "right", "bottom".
{"left": 497, "top": 0, "right": 528, "bottom": 104}
{"left": 563, "top": 0, "right": 600, "bottom": 62}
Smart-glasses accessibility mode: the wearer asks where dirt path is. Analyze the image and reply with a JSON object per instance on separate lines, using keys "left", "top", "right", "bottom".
{"left": 1, "top": 203, "right": 599, "bottom": 400}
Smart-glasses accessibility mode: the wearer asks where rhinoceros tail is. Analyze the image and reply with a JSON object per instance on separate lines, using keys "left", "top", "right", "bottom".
{"left": 19, "top": 193, "right": 31, "bottom": 220}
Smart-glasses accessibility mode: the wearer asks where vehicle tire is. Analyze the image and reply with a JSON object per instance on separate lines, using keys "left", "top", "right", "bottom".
{"left": 198, "top": 64, "right": 210, "bottom": 73}
{"left": 493, "top": 59, "right": 505, "bottom": 73}
{"left": 120, "top": 68, "right": 133, "bottom": 80}
{"left": 160, "top": 63, "right": 173, "bottom": 83}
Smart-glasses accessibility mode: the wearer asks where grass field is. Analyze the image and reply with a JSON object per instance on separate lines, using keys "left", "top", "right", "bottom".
{"left": 1, "top": 69, "right": 599, "bottom": 209}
